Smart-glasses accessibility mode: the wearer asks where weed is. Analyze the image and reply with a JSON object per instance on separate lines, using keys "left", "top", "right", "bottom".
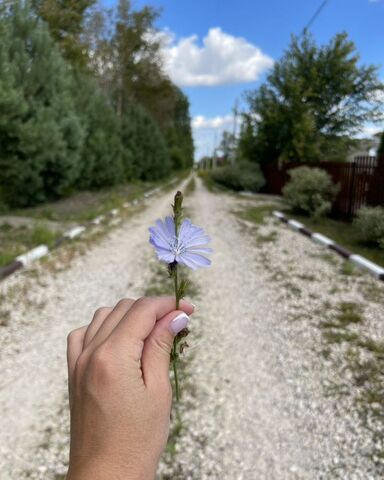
{"left": 236, "top": 204, "right": 278, "bottom": 226}
{"left": 340, "top": 261, "right": 357, "bottom": 276}
{"left": 256, "top": 230, "right": 278, "bottom": 244}
{"left": 184, "top": 177, "right": 196, "bottom": 196}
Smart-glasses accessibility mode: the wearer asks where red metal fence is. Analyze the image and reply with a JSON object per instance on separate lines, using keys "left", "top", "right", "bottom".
{"left": 261, "top": 156, "right": 384, "bottom": 220}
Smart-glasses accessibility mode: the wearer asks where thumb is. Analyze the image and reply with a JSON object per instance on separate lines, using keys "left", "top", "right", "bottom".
{"left": 141, "top": 310, "right": 190, "bottom": 390}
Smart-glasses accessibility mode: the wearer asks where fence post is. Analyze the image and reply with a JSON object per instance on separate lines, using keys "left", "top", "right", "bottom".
{"left": 347, "top": 161, "right": 357, "bottom": 219}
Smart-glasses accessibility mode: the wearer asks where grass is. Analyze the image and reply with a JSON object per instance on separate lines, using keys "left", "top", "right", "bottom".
{"left": 340, "top": 260, "right": 358, "bottom": 276}
{"left": 237, "top": 203, "right": 279, "bottom": 225}
{"left": 0, "top": 172, "right": 189, "bottom": 268}
{"left": 184, "top": 176, "right": 196, "bottom": 196}
{"left": 3, "top": 172, "right": 188, "bottom": 224}
{"left": 288, "top": 211, "right": 384, "bottom": 267}
{"left": 0, "top": 223, "right": 59, "bottom": 267}
{"left": 318, "top": 300, "right": 384, "bottom": 466}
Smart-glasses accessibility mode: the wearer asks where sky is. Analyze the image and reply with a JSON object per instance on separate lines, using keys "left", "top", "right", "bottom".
{"left": 104, "top": 0, "right": 384, "bottom": 159}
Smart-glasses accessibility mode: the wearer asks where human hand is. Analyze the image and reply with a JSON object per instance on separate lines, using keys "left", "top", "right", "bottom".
{"left": 66, "top": 296, "right": 193, "bottom": 480}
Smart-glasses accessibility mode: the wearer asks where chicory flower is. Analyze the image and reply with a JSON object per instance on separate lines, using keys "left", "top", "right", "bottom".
{"left": 149, "top": 216, "right": 212, "bottom": 270}
{"left": 148, "top": 190, "right": 212, "bottom": 401}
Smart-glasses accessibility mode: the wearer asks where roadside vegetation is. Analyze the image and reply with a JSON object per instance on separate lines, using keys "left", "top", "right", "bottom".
{"left": 0, "top": 1, "right": 194, "bottom": 211}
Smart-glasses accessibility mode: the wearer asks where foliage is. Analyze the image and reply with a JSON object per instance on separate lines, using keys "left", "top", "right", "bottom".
{"left": 166, "top": 87, "right": 194, "bottom": 169}
{"left": 0, "top": 1, "right": 194, "bottom": 209}
{"left": 210, "top": 162, "right": 265, "bottom": 192}
{"left": 354, "top": 206, "right": 384, "bottom": 248}
{"left": 243, "top": 32, "right": 384, "bottom": 163}
{"left": 218, "top": 131, "right": 236, "bottom": 163}
{"left": 121, "top": 104, "right": 171, "bottom": 181}
{"left": 282, "top": 166, "right": 339, "bottom": 218}
{"left": 236, "top": 113, "right": 258, "bottom": 163}
{"left": 32, "top": 0, "right": 96, "bottom": 68}
{"left": 0, "top": 2, "right": 84, "bottom": 207}
{"left": 378, "top": 133, "right": 384, "bottom": 158}
{"left": 71, "top": 71, "right": 124, "bottom": 189}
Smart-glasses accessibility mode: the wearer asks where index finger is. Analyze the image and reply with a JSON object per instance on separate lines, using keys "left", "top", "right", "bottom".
{"left": 107, "top": 296, "right": 194, "bottom": 351}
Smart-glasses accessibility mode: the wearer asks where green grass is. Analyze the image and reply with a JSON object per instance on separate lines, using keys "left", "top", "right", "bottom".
{"left": 237, "top": 203, "right": 279, "bottom": 225}
{"left": 0, "top": 223, "right": 59, "bottom": 267}
{"left": 4, "top": 172, "right": 188, "bottom": 224}
{"left": 289, "top": 211, "right": 384, "bottom": 267}
{"left": 184, "top": 176, "right": 196, "bottom": 196}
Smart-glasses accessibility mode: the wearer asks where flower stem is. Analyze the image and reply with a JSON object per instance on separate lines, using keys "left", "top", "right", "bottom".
{"left": 172, "top": 262, "right": 181, "bottom": 401}
{"left": 171, "top": 191, "right": 184, "bottom": 402}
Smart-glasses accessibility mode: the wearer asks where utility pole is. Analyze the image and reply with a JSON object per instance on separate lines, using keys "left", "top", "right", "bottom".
{"left": 231, "top": 98, "right": 239, "bottom": 165}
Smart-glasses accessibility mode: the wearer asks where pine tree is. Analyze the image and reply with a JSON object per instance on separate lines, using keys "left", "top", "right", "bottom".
{"left": 0, "top": 2, "right": 84, "bottom": 207}
{"left": 121, "top": 104, "right": 171, "bottom": 181}
{"left": 72, "top": 72, "right": 124, "bottom": 189}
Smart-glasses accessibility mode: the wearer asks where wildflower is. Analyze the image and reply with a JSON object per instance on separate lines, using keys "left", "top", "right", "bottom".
{"left": 149, "top": 216, "right": 212, "bottom": 269}
{"left": 148, "top": 190, "right": 212, "bottom": 401}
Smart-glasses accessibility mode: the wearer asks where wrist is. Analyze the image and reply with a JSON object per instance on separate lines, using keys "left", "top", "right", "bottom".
{"left": 67, "top": 458, "right": 155, "bottom": 480}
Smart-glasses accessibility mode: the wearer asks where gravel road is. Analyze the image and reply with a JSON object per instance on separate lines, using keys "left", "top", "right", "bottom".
{"left": 0, "top": 177, "right": 383, "bottom": 479}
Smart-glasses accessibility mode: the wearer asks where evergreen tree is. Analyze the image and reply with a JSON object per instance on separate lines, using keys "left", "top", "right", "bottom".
{"left": 0, "top": 2, "right": 84, "bottom": 207}
{"left": 121, "top": 104, "right": 171, "bottom": 181}
{"left": 166, "top": 87, "right": 194, "bottom": 169}
{"left": 71, "top": 72, "right": 124, "bottom": 189}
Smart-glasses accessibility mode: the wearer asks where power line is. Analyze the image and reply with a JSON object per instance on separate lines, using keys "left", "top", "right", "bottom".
{"left": 302, "top": 0, "right": 330, "bottom": 34}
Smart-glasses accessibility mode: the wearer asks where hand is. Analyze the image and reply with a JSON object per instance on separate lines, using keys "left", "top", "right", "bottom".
{"left": 66, "top": 296, "right": 193, "bottom": 480}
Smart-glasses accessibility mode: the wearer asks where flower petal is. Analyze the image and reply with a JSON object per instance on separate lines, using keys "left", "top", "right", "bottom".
{"left": 177, "top": 252, "right": 211, "bottom": 269}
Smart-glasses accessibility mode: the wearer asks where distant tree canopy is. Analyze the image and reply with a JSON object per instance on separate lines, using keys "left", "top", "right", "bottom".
{"left": 379, "top": 133, "right": 384, "bottom": 158}
{"left": 240, "top": 32, "right": 384, "bottom": 164}
{"left": 0, "top": 0, "right": 194, "bottom": 208}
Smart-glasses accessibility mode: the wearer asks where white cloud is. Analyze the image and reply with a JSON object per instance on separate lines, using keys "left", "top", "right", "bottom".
{"left": 192, "top": 114, "right": 242, "bottom": 159}
{"left": 192, "top": 114, "right": 234, "bottom": 130}
{"left": 161, "top": 27, "right": 273, "bottom": 87}
{"left": 356, "top": 124, "right": 383, "bottom": 138}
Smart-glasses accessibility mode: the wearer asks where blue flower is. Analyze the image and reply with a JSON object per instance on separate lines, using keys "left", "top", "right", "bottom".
{"left": 149, "top": 216, "right": 212, "bottom": 269}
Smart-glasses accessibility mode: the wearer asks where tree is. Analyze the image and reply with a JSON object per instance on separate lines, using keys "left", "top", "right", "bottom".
{"left": 0, "top": 2, "right": 84, "bottom": 207}
{"left": 244, "top": 32, "right": 384, "bottom": 163}
{"left": 32, "top": 0, "right": 96, "bottom": 67}
{"left": 166, "top": 87, "right": 194, "bottom": 169}
{"left": 218, "top": 131, "right": 236, "bottom": 163}
{"left": 71, "top": 72, "right": 124, "bottom": 189}
{"left": 379, "top": 132, "right": 384, "bottom": 158}
{"left": 120, "top": 103, "right": 171, "bottom": 181}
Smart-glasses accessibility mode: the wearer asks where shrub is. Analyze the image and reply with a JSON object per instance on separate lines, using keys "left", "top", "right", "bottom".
{"left": 354, "top": 206, "right": 384, "bottom": 248}
{"left": 283, "top": 166, "right": 339, "bottom": 218}
{"left": 210, "top": 162, "right": 265, "bottom": 192}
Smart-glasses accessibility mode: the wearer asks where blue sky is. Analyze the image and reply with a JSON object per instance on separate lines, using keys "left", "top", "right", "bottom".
{"left": 104, "top": 0, "right": 384, "bottom": 158}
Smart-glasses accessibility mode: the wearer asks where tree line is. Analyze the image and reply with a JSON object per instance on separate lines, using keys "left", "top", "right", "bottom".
{"left": 217, "top": 32, "right": 384, "bottom": 166}
{"left": 0, "top": 0, "right": 194, "bottom": 208}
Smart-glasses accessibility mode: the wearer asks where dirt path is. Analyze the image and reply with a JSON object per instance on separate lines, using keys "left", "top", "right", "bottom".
{"left": 1, "top": 177, "right": 384, "bottom": 479}
{"left": 0, "top": 182, "right": 189, "bottom": 479}
{"left": 160, "top": 178, "right": 384, "bottom": 479}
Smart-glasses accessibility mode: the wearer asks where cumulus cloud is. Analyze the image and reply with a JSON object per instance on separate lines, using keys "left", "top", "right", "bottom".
{"left": 192, "top": 114, "right": 234, "bottom": 130}
{"left": 161, "top": 27, "right": 273, "bottom": 87}
{"left": 191, "top": 114, "right": 242, "bottom": 159}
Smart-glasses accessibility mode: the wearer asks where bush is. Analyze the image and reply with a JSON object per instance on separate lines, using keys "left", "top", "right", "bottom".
{"left": 282, "top": 166, "right": 339, "bottom": 218}
{"left": 354, "top": 206, "right": 384, "bottom": 248}
{"left": 210, "top": 162, "right": 265, "bottom": 192}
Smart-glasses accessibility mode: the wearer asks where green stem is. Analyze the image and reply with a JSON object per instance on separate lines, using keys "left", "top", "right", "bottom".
{"left": 172, "top": 262, "right": 181, "bottom": 402}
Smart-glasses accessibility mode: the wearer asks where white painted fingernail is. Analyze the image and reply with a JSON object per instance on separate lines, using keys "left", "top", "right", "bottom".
{"left": 170, "top": 313, "right": 189, "bottom": 334}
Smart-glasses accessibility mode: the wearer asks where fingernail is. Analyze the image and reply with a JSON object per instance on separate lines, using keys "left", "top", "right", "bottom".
{"left": 191, "top": 302, "right": 197, "bottom": 310}
{"left": 171, "top": 313, "right": 190, "bottom": 335}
